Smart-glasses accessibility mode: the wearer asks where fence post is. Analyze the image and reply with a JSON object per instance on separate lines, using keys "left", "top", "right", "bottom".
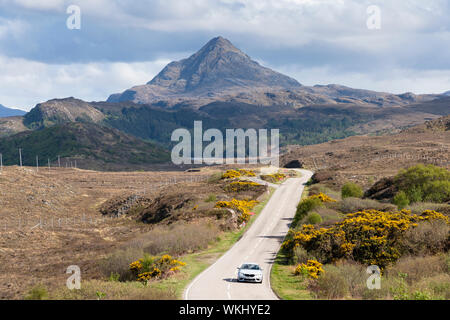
{"left": 19, "top": 148, "right": 22, "bottom": 167}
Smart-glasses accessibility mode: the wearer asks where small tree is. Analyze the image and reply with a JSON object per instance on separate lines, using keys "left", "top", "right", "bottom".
{"left": 341, "top": 182, "right": 363, "bottom": 199}
{"left": 393, "top": 191, "right": 410, "bottom": 210}
{"left": 292, "top": 198, "right": 323, "bottom": 228}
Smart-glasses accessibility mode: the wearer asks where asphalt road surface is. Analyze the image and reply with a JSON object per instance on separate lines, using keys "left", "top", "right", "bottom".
{"left": 184, "top": 169, "right": 314, "bottom": 300}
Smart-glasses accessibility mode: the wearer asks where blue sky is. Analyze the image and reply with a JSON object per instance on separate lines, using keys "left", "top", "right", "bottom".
{"left": 0, "top": 0, "right": 449, "bottom": 110}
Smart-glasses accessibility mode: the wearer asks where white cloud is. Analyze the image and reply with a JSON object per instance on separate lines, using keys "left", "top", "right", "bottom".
{"left": 0, "top": 17, "right": 28, "bottom": 39}
{"left": 0, "top": 55, "right": 170, "bottom": 110}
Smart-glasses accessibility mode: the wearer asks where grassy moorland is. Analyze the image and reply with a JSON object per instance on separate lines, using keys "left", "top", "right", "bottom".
{"left": 38, "top": 169, "right": 275, "bottom": 300}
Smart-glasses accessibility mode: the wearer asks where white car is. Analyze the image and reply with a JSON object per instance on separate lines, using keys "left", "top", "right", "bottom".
{"left": 237, "top": 263, "right": 263, "bottom": 283}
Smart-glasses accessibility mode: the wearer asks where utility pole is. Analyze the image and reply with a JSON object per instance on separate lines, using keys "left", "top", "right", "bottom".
{"left": 19, "top": 148, "right": 22, "bottom": 167}
{"left": 36, "top": 155, "right": 39, "bottom": 172}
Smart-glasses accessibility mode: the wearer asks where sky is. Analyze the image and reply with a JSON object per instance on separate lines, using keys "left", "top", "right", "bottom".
{"left": 0, "top": 0, "right": 449, "bottom": 111}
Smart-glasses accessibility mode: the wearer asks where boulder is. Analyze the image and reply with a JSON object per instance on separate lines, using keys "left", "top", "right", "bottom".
{"left": 364, "top": 177, "right": 398, "bottom": 200}
{"left": 283, "top": 159, "right": 303, "bottom": 169}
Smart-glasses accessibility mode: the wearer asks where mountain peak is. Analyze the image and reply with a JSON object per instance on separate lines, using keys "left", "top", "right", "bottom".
{"left": 109, "top": 37, "right": 301, "bottom": 104}
{"left": 201, "top": 36, "right": 241, "bottom": 53}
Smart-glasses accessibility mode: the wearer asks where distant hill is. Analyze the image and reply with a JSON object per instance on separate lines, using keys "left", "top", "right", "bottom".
{"left": 23, "top": 97, "right": 104, "bottom": 129}
{"left": 0, "top": 122, "right": 170, "bottom": 170}
{"left": 0, "top": 104, "right": 26, "bottom": 117}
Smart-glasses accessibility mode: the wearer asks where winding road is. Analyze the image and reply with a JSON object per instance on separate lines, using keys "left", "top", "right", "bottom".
{"left": 184, "top": 169, "right": 314, "bottom": 300}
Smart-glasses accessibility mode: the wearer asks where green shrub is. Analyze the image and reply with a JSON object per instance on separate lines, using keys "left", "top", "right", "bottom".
{"left": 394, "top": 164, "right": 450, "bottom": 203}
{"left": 307, "top": 212, "right": 323, "bottom": 225}
{"left": 341, "top": 182, "right": 363, "bottom": 199}
{"left": 24, "top": 285, "right": 48, "bottom": 300}
{"left": 393, "top": 191, "right": 410, "bottom": 209}
{"left": 292, "top": 198, "right": 323, "bottom": 228}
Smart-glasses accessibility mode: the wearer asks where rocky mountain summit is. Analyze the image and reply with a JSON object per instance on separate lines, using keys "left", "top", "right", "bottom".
{"left": 108, "top": 36, "right": 301, "bottom": 105}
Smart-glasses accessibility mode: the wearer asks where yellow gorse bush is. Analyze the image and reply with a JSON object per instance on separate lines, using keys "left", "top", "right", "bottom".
{"left": 260, "top": 173, "right": 286, "bottom": 183}
{"left": 283, "top": 209, "right": 449, "bottom": 269}
{"left": 309, "top": 193, "right": 337, "bottom": 203}
{"left": 221, "top": 169, "right": 256, "bottom": 180}
{"left": 130, "top": 254, "right": 186, "bottom": 283}
{"left": 222, "top": 170, "right": 241, "bottom": 179}
{"left": 137, "top": 267, "right": 162, "bottom": 282}
{"left": 238, "top": 169, "right": 256, "bottom": 177}
{"left": 294, "top": 260, "right": 324, "bottom": 279}
{"left": 129, "top": 260, "right": 143, "bottom": 272}
{"left": 224, "top": 181, "right": 262, "bottom": 192}
{"left": 215, "top": 199, "right": 258, "bottom": 224}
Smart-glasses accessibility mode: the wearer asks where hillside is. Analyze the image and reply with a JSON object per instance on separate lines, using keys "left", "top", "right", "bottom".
{"left": 282, "top": 115, "right": 450, "bottom": 189}
{"left": 0, "top": 104, "right": 26, "bottom": 117}
{"left": 0, "top": 122, "right": 170, "bottom": 170}
{"left": 11, "top": 94, "right": 447, "bottom": 151}
{"left": 0, "top": 116, "right": 27, "bottom": 138}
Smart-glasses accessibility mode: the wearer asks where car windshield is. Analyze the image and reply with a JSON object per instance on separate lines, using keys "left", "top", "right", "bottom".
{"left": 241, "top": 264, "right": 260, "bottom": 270}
